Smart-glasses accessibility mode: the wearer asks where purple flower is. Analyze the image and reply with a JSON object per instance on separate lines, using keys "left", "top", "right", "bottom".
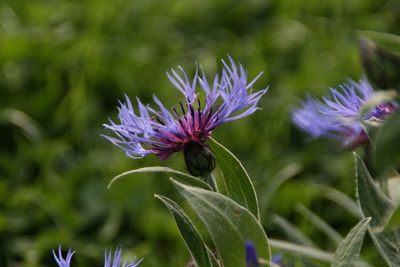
{"left": 53, "top": 247, "right": 143, "bottom": 267}
{"left": 103, "top": 57, "right": 268, "bottom": 163}
{"left": 104, "top": 247, "right": 143, "bottom": 267}
{"left": 245, "top": 241, "right": 286, "bottom": 267}
{"left": 245, "top": 240, "right": 259, "bottom": 267}
{"left": 53, "top": 247, "right": 75, "bottom": 267}
{"left": 292, "top": 79, "right": 397, "bottom": 148}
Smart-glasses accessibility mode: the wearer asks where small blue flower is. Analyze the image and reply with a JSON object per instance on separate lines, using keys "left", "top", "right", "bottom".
{"left": 292, "top": 79, "right": 397, "bottom": 147}
{"left": 103, "top": 57, "right": 268, "bottom": 161}
{"left": 245, "top": 241, "right": 287, "bottom": 267}
{"left": 104, "top": 247, "right": 143, "bottom": 267}
{"left": 245, "top": 240, "right": 259, "bottom": 267}
{"left": 53, "top": 246, "right": 143, "bottom": 267}
{"left": 53, "top": 247, "right": 75, "bottom": 267}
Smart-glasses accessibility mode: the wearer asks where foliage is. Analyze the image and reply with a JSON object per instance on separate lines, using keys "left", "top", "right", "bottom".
{"left": 2, "top": 0, "right": 400, "bottom": 266}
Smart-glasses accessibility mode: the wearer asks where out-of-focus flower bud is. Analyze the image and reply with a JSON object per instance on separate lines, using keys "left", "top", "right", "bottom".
{"left": 359, "top": 32, "right": 400, "bottom": 91}
{"left": 183, "top": 141, "right": 216, "bottom": 178}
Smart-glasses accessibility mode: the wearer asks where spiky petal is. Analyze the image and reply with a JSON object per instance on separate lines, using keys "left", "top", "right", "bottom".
{"left": 103, "top": 57, "right": 268, "bottom": 160}
{"left": 53, "top": 247, "right": 75, "bottom": 267}
{"left": 104, "top": 247, "right": 143, "bottom": 267}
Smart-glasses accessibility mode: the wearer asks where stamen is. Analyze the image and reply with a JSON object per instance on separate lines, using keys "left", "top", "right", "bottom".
{"left": 190, "top": 104, "right": 195, "bottom": 129}
{"left": 201, "top": 107, "right": 214, "bottom": 131}
{"left": 172, "top": 107, "right": 180, "bottom": 118}
{"left": 197, "top": 98, "right": 202, "bottom": 124}
{"left": 180, "top": 102, "right": 186, "bottom": 114}
{"left": 156, "top": 116, "right": 165, "bottom": 125}
{"left": 177, "top": 118, "right": 190, "bottom": 136}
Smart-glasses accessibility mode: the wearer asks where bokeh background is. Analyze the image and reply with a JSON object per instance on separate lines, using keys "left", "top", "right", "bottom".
{"left": 1, "top": 0, "right": 400, "bottom": 266}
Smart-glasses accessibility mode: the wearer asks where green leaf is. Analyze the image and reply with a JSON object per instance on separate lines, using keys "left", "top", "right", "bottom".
{"left": 269, "top": 239, "right": 333, "bottom": 263}
{"left": 107, "top": 166, "right": 211, "bottom": 190}
{"left": 155, "top": 194, "right": 216, "bottom": 267}
{"left": 374, "top": 111, "right": 400, "bottom": 175}
{"left": 0, "top": 108, "right": 42, "bottom": 142}
{"left": 387, "top": 176, "right": 400, "bottom": 204}
{"left": 359, "top": 31, "right": 400, "bottom": 90}
{"left": 332, "top": 217, "right": 371, "bottom": 267}
{"left": 259, "top": 163, "right": 302, "bottom": 212}
{"left": 355, "top": 154, "right": 400, "bottom": 266}
{"left": 171, "top": 178, "right": 270, "bottom": 267}
{"left": 272, "top": 214, "right": 316, "bottom": 248}
{"left": 269, "top": 239, "right": 372, "bottom": 267}
{"left": 312, "top": 185, "right": 362, "bottom": 219}
{"left": 209, "top": 138, "right": 260, "bottom": 220}
{"left": 385, "top": 206, "right": 400, "bottom": 230}
{"left": 296, "top": 204, "right": 343, "bottom": 246}
{"left": 360, "top": 31, "right": 400, "bottom": 57}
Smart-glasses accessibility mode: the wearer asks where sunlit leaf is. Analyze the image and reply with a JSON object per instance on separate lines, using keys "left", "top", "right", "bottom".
{"left": 269, "top": 239, "right": 333, "bottom": 263}
{"left": 108, "top": 166, "right": 211, "bottom": 190}
{"left": 171, "top": 178, "right": 270, "bottom": 267}
{"left": 355, "top": 154, "right": 400, "bottom": 266}
{"left": 332, "top": 217, "right": 371, "bottom": 267}
{"left": 209, "top": 138, "right": 260, "bottom": 219}
{"left": 155, "top": 194, "right": 216, "bottom": 267}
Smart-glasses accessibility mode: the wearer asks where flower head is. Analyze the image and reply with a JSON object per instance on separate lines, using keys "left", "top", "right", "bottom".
{"left": 52, "top": 246, "right": 142, "bottom": 267}
{"left": 53, "top": 247, "right": 75, "bottom": 267}
{"left": 104, "top": 247, "right": 143, "bottom": 267}
{"left": 292, "top": 79, "right": 397, "bottom": 147}
{"left": 103, "top": 57, "right": 268, "bottom": 176}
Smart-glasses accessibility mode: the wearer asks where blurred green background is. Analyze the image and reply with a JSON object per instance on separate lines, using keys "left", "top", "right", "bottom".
{"left": 1, "top": 0, "right": 400, "bottom": 266}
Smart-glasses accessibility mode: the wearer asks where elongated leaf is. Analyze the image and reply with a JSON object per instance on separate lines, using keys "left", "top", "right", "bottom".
{"left": 359, "top": 31, "right": 400, "bottom": 90}
{"left": 385, "top": 206, "right": 400, "bottom": 230}
{"left": 269, "top": 239, "right": 333, "bottom": 262}
{"left": 375, "top": 110, "right": 400, "bottom": 175}
{"left": 312, "top": 185, "right": 362, "bottom": 219}
{"left": 296, "top": 204, "right": 343, "bottom": 246}
{"left": 155, "top": 195, "right": 215, "bottom": 267}
{"left": 171, "top": 179, "right": 270, "bottom": 267}
{"left": 332, "top": 217, "right": 371, "bottom": 267}
{"left": 272, "top": 214, "right": 316, "bottom": 248}
{"left": 259, "top": 163, "right": 302, "bottom": 212}
{"left": 0, "top": 108, "right": 42, "bottom": 142}
{"left": 209, "top": 138, "right": 260, "bottom": 219}
{"left": 388, "top": 176, "right": 400, "bottom": 204}
{"left": 108, "top": 166, "right": 211, "bottom": 190}
{"left": 269, "top": 239, "right": 371, "bottom": 267}
{"left": 360, "top": 31, "right": 400, "bottom": 56}
{"left": 355, "top": 154, "right": 400, "bottom": 266}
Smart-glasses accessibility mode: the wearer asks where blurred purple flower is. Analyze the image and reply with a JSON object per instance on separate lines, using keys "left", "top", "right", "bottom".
{"left": 271, "top": 254, "right": 283, "bottom": 265}
{"left": 103, "top": 57, "right": 268, "bottom": 161}
{"left": 292, "top": 79, "right": 397, "bottom": 147}
{"left": 245, "top": 240, "right": 259, "bottom": 267}
{"left": 53, "top": 247, "right": 75, "bottom": 267}
{"left": 104, "top": 247, "right": 143, "bottom": 267}
{"left": 245, "top": 240, "right": 286, "bottom": 267}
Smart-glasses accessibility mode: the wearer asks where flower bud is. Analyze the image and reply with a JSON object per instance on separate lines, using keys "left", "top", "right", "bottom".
{"left": 360, "top": 34, "right": 400, "bottom": 91}
{"left": 183, "top": 141, "right": 216, "bottom": 177}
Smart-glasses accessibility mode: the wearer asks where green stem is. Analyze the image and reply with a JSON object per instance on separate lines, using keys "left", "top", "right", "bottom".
{"left": 204, "top": 174, "right": 218, "bottom": 192}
